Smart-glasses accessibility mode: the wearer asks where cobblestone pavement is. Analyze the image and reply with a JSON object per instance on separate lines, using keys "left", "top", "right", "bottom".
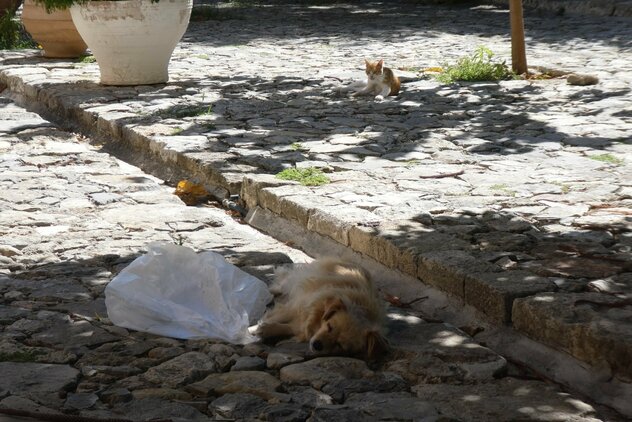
{"left": 2, "top": 94, "right": 620, "bottom": 421}
{"left": 1, "top": 0, "right": 631, "bottom": 419}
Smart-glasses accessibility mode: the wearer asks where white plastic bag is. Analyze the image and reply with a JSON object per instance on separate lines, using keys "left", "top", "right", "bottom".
{"left": 105, "top": 242, "right": 272, "bottom": 344}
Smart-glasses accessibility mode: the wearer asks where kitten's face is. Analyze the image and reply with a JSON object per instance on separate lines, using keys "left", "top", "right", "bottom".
{"left": 365, "top": 59, "right": 384, "bottom": 82}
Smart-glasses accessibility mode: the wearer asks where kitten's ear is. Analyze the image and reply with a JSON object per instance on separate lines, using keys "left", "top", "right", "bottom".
{"left": 377, "top": 59, "right": 384, "bottom": 68}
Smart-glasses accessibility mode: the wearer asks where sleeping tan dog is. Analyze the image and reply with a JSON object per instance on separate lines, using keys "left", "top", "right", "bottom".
{"left": 257, "top": 259, "right": 388, "bottom": 359}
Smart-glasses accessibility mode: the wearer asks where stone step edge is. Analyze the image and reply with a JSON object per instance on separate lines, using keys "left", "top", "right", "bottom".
{"left": 241, "top": 176, "right": 558, "bottom": 325}
{"left": 0, "top": 67, "right": 604, "bottom": 375}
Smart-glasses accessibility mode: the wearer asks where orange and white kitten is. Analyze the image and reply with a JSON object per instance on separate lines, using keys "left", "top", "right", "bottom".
{"left": 354, "top": 59, "right": 400, "bottom": 100}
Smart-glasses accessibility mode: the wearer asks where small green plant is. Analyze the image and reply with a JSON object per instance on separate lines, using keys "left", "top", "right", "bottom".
{"left": 75, "top": 55, "right": 97, "bottom": 67}
{"left": 551, "top": 181, "right": 571, "bottom": 194}
{"left": 159, "top": 104, "right": 213, "bottom": 119}
{"left": 589, "top": 153, "right": 623, "bottom": 165}
{"left": 490, "top": 183, "right": 516, "bottom": 197}
{"left": 436, "top": 46, "right": 513, "bottom": 83}
{"left": 0, "top": 10, "right": 37, "bottom": 50}
{"left": 78, "top": 55, "right": 97, "bottom": 63}
{"left": 170, "top": 127, "right": 184, "bottom": 135}
{"left": 290, "top": 142, "right": 308, "bottom": 152}
{"left": 276, "top": 167, "right": 330, "bottom": 186}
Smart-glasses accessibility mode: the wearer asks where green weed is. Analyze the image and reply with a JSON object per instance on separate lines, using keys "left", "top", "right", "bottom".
{"left": 0, "top": 10, "right": 37, "bottom": 50}
{"left": 436, "top": 46, "right": 513, "bottom": 83}
{"left": 159, "top": 105, "right": 213, "bottom": 119}
{"left": 551, "top": 181, "right": 571, "bottom": 194}
{"left": 170, "top": 127, "right": 184, "bottom": 135}
{"left": 290, "top": 142, "right": 308, "bottom": 152}
{"left": 78, "top": 55, "right": 96, "bottom": 63}
{"left": 490, "top": 183, "right": 516, "bottom": 197}
{"left": 276, "top": 167, "right": 330, "bottom": 186}
{"left": 75, "top": 55, "right": 97, "bottom": 67}
{"left": 589, "top": 154, "right": 623, "bottom": 165}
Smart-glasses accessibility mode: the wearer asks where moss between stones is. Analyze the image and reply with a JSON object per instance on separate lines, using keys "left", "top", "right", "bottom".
{"left": 276, "top": 167, "right": 330, "bottom": 186}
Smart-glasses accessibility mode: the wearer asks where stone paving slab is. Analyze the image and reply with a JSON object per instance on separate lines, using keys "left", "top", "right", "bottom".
{"left": 1, "top": 0, "right": 631, "bottom": 417}
{"left": 1, "top": 95, "right": 621, "bottom": 420}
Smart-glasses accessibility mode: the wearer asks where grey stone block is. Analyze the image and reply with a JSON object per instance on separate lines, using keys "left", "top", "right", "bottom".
{"left": 464, "top": 270, "right": 556, "bottom": 323}
{"left": 513, "top": 292, "right": 632, "bottom": 380}
{"left": 417, "top": 250, "right": 500, "bottom": 299}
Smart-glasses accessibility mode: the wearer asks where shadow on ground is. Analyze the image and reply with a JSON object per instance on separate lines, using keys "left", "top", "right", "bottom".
{"left": 186, "top": 0, "right": 632, "bottom": 50}
{"left": 17, "top": 72, "right": 626, "bottom": 176}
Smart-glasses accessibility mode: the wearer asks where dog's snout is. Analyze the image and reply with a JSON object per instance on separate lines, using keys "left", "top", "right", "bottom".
{"left": 311, "top": 339, "right": 323, "bottom": 352}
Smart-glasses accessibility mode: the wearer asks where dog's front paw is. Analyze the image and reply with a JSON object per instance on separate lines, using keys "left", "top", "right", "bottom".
{"left": 269, "top": 285, "right": 284, "bottom": 296}
{"left": 257, "top": 322, "right": 294, "bottom": 339}
{"left": 255, "top": 322, "right": 270, "bottom": 338}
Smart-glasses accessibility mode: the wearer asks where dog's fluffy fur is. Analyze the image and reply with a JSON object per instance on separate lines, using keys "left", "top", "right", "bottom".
{"left": 257, "top": 259, "right": 388, "bottom": 359}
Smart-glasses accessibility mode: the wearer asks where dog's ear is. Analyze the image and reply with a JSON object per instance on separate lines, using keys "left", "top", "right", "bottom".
{"left": 323, "top": 297, "right": 346, "bottom": 321}
{"left": 366, "top": 330, "right": 389, "bottom": 360}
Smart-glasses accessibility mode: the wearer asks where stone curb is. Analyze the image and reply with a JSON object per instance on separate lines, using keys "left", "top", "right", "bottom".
{"left": 243, "top": 176, "right": 559, "bottom": 325}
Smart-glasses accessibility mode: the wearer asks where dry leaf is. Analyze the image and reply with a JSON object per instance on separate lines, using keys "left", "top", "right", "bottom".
{"left": 383, "top": 292, "right": 428, "bottom": 308}
{"left": 423, "top": 67, "right": 444, "bottom": 73}
{"left": 174, "top": 180, "right": 211, "bottom": 206}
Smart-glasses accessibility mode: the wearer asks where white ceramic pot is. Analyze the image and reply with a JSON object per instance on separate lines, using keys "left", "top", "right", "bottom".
{"left": 70, "top": 0, "right": 192, "bottom": 85}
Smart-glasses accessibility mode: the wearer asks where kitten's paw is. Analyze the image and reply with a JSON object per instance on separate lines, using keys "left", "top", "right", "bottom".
{"left": 375, "top": 95, "right": 385, "bottom": 101}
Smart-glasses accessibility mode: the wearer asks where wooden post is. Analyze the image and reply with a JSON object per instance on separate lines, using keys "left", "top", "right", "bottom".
{"left": 509, "top": 0, "right": 528, "bottom": 75}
